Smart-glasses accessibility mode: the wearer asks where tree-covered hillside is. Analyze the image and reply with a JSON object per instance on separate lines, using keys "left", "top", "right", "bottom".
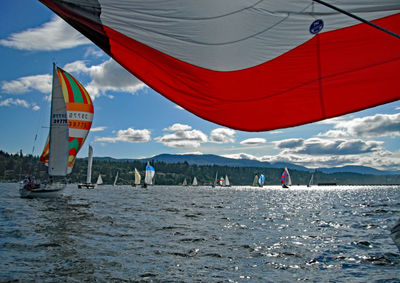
{"left": 1, "top": 150, "right": 399, "bottom": 185}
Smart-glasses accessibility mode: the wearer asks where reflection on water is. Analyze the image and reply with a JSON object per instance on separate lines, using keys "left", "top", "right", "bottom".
{"left": 1, "top": 183, "right": 399, "bottom": 281}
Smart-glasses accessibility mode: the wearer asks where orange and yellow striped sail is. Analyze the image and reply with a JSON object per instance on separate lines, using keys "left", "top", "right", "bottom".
{"left": 40, "top": 67, "right": 94, "bottom": 173}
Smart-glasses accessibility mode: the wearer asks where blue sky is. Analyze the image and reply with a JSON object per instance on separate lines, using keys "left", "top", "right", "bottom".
{"left": 0, "top": 0, "right": 399, "bottom": 171}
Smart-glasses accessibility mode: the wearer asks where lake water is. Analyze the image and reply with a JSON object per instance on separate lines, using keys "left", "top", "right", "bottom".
{"left": 1, "top": 183, "right": 399, "bottom": 282}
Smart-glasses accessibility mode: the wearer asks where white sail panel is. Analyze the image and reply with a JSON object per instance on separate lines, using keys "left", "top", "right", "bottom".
{"left": 48, "top": 64, "right": 69, "bottom": 176}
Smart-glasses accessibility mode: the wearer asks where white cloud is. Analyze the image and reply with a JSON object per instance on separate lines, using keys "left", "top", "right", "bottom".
{"left": 0, "top": 16, "right": 90, "bottom": 51}
{"left": 91, "top": 126, "right": 107, "bottom": 132}
{"left": 63, "top": 59, "right": 147, "bottom": 98}
{"left": 222, "top": 153, "right": 259, "bottom": 160}
{"left": 2, "top": 59, "right": 147, "bottom": 100}
{"left": 95, "top": 128, "right": 151, "bottom": 143}
{"left": 156, "top": 123, "right": 208, "bottom": 148}
{"left": 276, "top": 137, "right": 382, "bottom": 155}
{"left": 1, "top": 74, "right": 52, "bottom": 94}
{"left": 0, "top": 98, "right": 30, "bottom": 108}
{"left": 275, "top": 138, "right": 304, "bottom": 149}
{"left": 240, "top": 138, "right": 267, "bottom": 145}
{"left": 209, "top": 128, "right": 235, "bottom": 143}
{"left": 164, "top": 123, "right": 192, "bottom": 132}
{"left": 0, "top": 97, "right": 39, "bottom": 111}
{"left": 84, "top": 47, "right": 105, "bottom": 58}
{"left": 319, "top": 113, "right": 400, "bottom": 138}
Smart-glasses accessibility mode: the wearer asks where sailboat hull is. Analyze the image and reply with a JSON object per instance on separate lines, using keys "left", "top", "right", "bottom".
{"left": 77, "top": 183, "right": 96, "bottom": 189}
{"left": 19, "top": 183, "right": 65, "bottom": 198}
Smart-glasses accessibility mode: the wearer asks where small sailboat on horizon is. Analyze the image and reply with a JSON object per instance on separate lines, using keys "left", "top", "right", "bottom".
{"left": 96, "top": 174, "right": 103, "bottom": 187}
{"left": 78, "top": 145, "right": 95, "bottom": 189}
{"left": 307, "top": 172, "right": 314, "bottom": 187}
{"left": 192, "top": 176, "right": 198, "bottom": 186}
{"left": 113, "top": 171, "right": 119, "bottom": 187}
{"left": 133, "top": 168, "right": 141, "bottom": 187}
{"left": 258, "top": 174, "right": 266, "bottom": 187}
{"left": 20, "top": 63, "right": 93, "bottom": 198}
{"left": 142, "top": 162, "right": 155, "bottom": 188}
{"left": 224, "top": 175, "right": 231, "bottom": 187}
{"left": 281, "top": 167, "right": 292, "bottom": 188}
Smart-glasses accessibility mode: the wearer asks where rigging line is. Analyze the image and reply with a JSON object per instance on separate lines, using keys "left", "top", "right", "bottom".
{"left": 312, "top": 0, "right": 400, "bottom": 40}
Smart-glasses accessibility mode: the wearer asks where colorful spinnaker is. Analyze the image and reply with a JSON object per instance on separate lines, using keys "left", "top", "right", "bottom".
{"left": 281, "top": 167, "right": 292, "bottom": 188}
{"left": 40, "top": 1, "right": 400, "bottom": 131}
{"left": 40, "top": 65, "right": 94, "bottom": 175}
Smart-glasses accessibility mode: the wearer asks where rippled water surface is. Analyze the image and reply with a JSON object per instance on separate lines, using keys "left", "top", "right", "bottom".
{"left": 1, "top": 183, "right": 399, "bottom": 282}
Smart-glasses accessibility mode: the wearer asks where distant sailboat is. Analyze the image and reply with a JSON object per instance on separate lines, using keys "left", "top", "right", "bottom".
{"left": 78, "top": 145, "right": 95, "bottom": 189}
{"left": 133, "top": 168, "right": 141, "bottom": 187}
{"left": 212, "top": 172, "right": 218, "bottom": 188}
{"left": 192, "top": 177, "right": 198, "bottom": 186}
{"left": 20, "top": 64, "right": 93, "bottom": 198}
{"left": 96, "top": 174, "right": 103, "bottom": 187}
{"left": 252, "top": 174, "right": 259, "bottom": 187}
{"left": 281, "top": 167, "right": 292, "bottom": 188}
{"left": 258, "top": 174, "right": 266, "bottom": 187}
{"left": 182, "top": 178, "right": 188, "bottom": 186}
{"left": 143, "top": 162, "right": 155, "bottom": 188}
{"left": 219, "top": 177, "right": 225, "bottom": 186}
{"left": 113, "top": 171, "right": 119, "bottom": 187}
{"left": 225, "top": 175, "right": 231, "bottom": 187}
{"left": 307, "top": 173, "right": 314, "bottom": 187}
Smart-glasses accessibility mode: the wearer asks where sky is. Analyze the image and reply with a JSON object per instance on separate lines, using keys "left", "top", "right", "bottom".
{"left": 0, "top": 1, "right": 399, "bottom": 171}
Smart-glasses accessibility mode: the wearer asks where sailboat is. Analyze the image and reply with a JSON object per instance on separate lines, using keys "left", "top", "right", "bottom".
{"left": 192, "top": 177, "right": 198, "bottom": 186}
{"left": 182, "top": 178, "right": 187, "bottom": 186}
{"left": 78, "top": 145, "right": 95, "bottom": 189}
{"left": 252, "top": 174, "right": 259, "bottom": 187}
{"left": 96, "top": 174, "right": 103, "bottom": 187}
{"left": 307, "top": 173, "right": 314, "bottom": 187}
{"left": 133, "top": 168, "right": 141, "bottom": 187}
{"left": 212, "top": 172, "right": 218, "bottom": 188}
{"left": 20, "top": 63, "right": 93, "bottom": 198}
{"left": 142, "top": 162, "right": 155, "bottom": 188}
{"left": 258, "top": 174, "right": 266, "bottom": 187}
{"left": 225, "top": 175, "right": 231, "bottom": 187}
{"left": 113, "top": 171, "right": 119, "bottom": 187}
{"left": 219, "top": 177, "right": 225, "bottom": 186}
{"left": 281, "top": 167, "right": 292, "bottom": 188}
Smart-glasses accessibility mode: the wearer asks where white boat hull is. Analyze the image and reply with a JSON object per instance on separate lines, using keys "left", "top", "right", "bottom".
{"left": 19, "top": 183, "right": 65, "bottom": 198}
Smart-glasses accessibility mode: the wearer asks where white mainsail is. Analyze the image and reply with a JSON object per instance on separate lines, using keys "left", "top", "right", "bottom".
{"left": 96, "top": 174, "right": 103, "bottom": 185}
{"left": 86, "top": 145, "right": 93, "bottom": 184}
{"left": 308, "top": 173, "right": 314, "bottom": 187}
{"left": 252, "top": 175, "right": 258, "bottom": 186}
{"left": 113, "top": 171, "right": 119, "bottom": 186}
{"left": 225, "top": 175, "right": 230, "bottom": 186}
{"left": 192, "top": 177, "right": 198, "bottom": 186}
{"left": 134, "top": 168, "right": 141, "bottom": 185}
{"left": 48, "top": 64, "right": 69, "bottom": 176}
{"left": 182, "top": 178, "right": 187, "bottom": 186}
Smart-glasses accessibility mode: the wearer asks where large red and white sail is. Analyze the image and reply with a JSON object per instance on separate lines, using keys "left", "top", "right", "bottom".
{"left": 40, "top": 0, "right": 400, "bottom": 131}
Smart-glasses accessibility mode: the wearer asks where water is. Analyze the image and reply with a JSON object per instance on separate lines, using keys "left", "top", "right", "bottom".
{"left": 1, "top": 183, "right": 399, "bottom": 282}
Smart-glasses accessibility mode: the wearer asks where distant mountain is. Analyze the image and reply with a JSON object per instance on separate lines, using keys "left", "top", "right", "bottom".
{"left": 136, "top": 154, "right": 398, "bottom": 175}
{"left": 138, "top": 153, "right": 309, "bottom": 171}
{"left": 318, "top": 165, "right": 399, "bottom": 176}
{"left": 93, "top": 153, "right": 398, "bottom": 176}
